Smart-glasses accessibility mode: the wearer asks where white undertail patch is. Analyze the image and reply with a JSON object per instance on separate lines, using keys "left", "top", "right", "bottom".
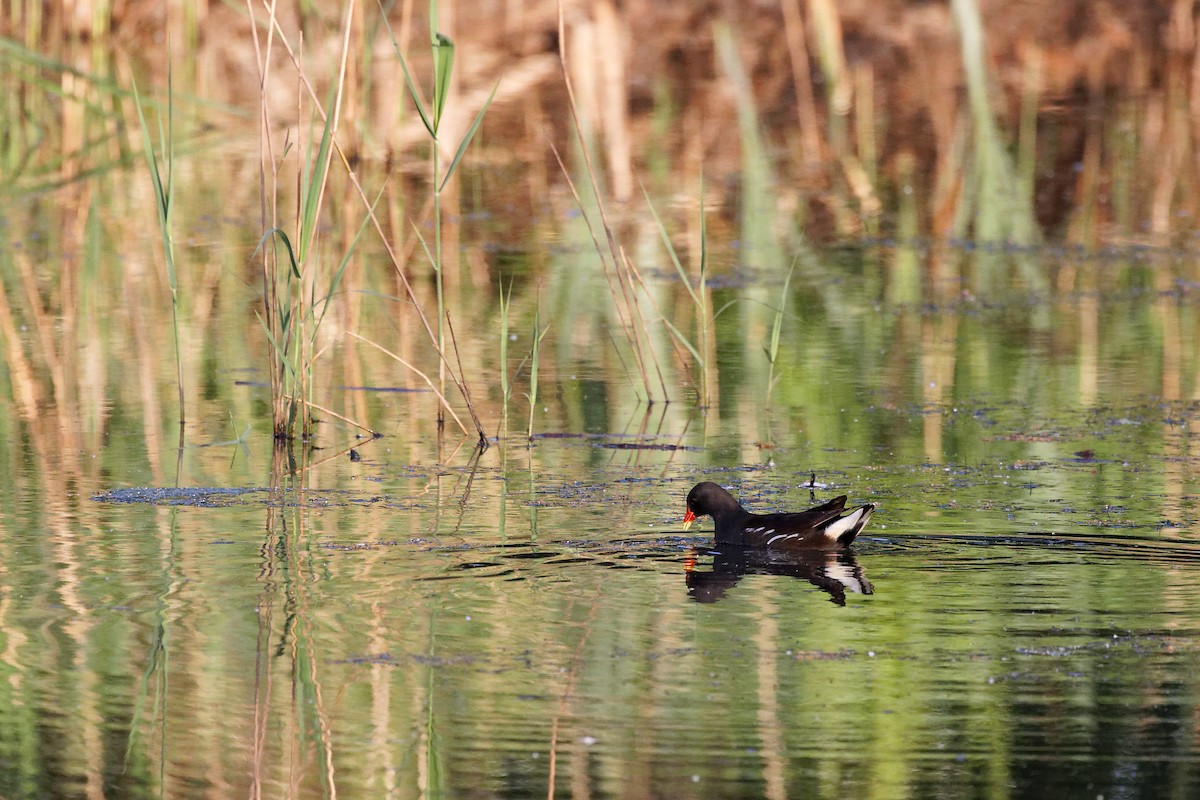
{"left": 823, "top": 506, "right": 873, "bottom": 542}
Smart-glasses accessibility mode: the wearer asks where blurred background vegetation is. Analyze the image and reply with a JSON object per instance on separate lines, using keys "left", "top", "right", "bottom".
{"left": 2, "top": 0, "right": 1198, "bottom": 447}
{"left": 5, "top": 0, "right": 1198, "bottom": 242}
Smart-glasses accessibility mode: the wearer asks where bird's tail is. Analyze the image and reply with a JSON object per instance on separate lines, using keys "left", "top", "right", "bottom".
{"left": 822, "top": 504, "right": 875, "bottom": 545}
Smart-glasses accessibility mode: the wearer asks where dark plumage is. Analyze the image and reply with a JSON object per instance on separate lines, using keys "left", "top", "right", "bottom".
{"left": 683, "top": 481, "right": 874, "bottom": 549}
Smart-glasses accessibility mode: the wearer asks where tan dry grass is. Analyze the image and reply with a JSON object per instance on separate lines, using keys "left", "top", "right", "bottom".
{"left": 5, "top": 1, "right": 1195, "bottom": 244}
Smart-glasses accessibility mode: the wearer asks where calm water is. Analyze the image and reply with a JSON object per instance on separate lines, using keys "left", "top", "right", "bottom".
{"left": 3, "top": 165, "right": 1200, "bottom": 800}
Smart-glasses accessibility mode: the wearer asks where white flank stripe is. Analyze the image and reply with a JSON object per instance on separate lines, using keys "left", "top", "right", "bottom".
{"left": 766, "top": 534, "right": 788, "bottom": 545}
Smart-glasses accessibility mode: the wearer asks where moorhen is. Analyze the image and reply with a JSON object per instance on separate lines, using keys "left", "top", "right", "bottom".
{"left": 682, "top": 481, "right": 874, "bottom": 548}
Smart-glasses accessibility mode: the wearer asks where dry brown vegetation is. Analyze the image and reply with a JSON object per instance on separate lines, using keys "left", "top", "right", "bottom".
{"left": 7, "top": 1, "right": 1200, "bottom": 244}
{"left": 4, "top": 0, "right": 1200, "bottom": 463}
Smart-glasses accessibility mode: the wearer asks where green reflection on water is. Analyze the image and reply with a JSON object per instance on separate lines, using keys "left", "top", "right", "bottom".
{"left": 3, "top": 157, "right": 1200, "bottom": 799}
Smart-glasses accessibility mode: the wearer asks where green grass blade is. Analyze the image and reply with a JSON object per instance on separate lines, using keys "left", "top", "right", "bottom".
{"left": 432, "top": 32, "right": 455, "bottom": 132}
{"left": 428, "top": 0, "right": 440, "bottom": 43}
{"left": 403, "top": 58, "right": 436, "bottom": 139}
{"left": 313, "top": 189, "right": 381, "bottom": 331}
{"left": 712, "top": 299, "right": 738, "bottom": 320}
{"left": 499, "top": 278, "right": 513, "bottom": 404}
{"left": 439, "top": 81, "right": 498, "bottom": 191}
{"left": 255, "top": 311, "right": 298, "bottom": 379}
{"left": 642, "top": 184, "right": 699, "bottom": 307}
{"left": 162, "top": 61, "right": 174, "bottom": 275}
{"left": 130, "top": 77, "right": 173, "bottom": 280}
{"left": 660, "top": 315, "right": 703, "bottom": 365}
{"left": 298, "top": 87, "right": 337, "bottom": 264}
{"left": 527, "top": 310, "right": 550, "bottom": 440}
{"left": 766, "top": 261, "right": 796, "bottom": 365}
{"left": 130, "top": 69, "right": 185, "bottom": 421}
{"left": 375, "top": 0, "right": 435, "bottom": 138}
{"left": 254, "top": 228, "right": 301, "bottom": 279}
{"left": 409, "top": 220, "right": 437, "bottom": 272}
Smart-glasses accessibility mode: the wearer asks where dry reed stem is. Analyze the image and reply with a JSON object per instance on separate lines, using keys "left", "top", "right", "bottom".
{"left": 780, "top": 0, "right": 825, "bottom": 172}
{"left": 546, "top": 141, "right": 644, "bottom": 386}
{"left": 247, "top": 0, "right": 284, "bottom": 430}
{"left": 594, "top": 0, "right": 632, "bottom": 202}
{"left": 809, "top": 0, "right": 851, "bottom": 116}
{"left": 548, "top": 135, "right": 667, "bottom": 402}
{"left": 253, "top": 0, "right": 485, "bottom": 438}
{"left": 554, "top": 1, "right": 666, "bottom": 402}
{"left": 347, "top": 331, "right": 470, "bottom": 436}
{"left": 614, "top": 243, "right": 670, "bottom": 400}
{"left": 283, "top": 394, "right": 378, "bottom": 436}
{"left": 619, "top": 248, "right": 692, "bottom": 392}
{"left": 445, "top": 311, "right": 488, "bottom": 446}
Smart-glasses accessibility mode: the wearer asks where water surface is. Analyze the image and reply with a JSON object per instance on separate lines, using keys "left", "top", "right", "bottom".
{"left": 3, "top": 230, "right": 1200, "bottom": 798}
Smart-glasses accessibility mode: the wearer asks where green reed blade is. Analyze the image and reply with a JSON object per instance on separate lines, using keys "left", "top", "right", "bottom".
{"left": 642, "top": 185, "right": 700, "bottom": 308}
{"left": 440, "top": 80, "right": 498, "bottom": 191}
{"left": 254, "top": 227, "right": 301, "bottom": 279}
{"left": 431, "top": 32, "right": 454, "bottom": 133}
{"left": 660, "top": 315, "right": 703, "bottom": 365}
{"left": 255, "top": 311, "right": 298, "bottom": 379}
{"left": 130, "top": 68, "right": 185, "bottom": 422}
{"left": 298, "top": 87, "right": 337, "bottom": 265}
{"left": 313, "top": 188, "right": 380, "bottom": 331}
{"left": 499, "top": 278, "right": 513, "bottom": 406}
{"left": 130, "top": 78, "right": 173, "bottom": 287}
{"left": 765, "top": 261, "right": 796, "bottom": 366}
{"left": 375, "top": 0, "right": 435, "bottom": 139}
{"left": 410, "top": 220, "right": 436, "bottom": 272}
{"left": 527, "top": 307, "right": 550, "bottom": 440}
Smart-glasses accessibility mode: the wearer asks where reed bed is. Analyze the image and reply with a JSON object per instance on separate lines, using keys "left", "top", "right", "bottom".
{"left": 3, "top": 1, "right": 1195, "bottom": 248}
{"left": 2, "top": 0, "right": 1200, "bottom": 457}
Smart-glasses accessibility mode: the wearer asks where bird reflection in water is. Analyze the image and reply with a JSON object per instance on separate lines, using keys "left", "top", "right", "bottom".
{"left": 685, "top": 547, "right": 873, "bottom": 606}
